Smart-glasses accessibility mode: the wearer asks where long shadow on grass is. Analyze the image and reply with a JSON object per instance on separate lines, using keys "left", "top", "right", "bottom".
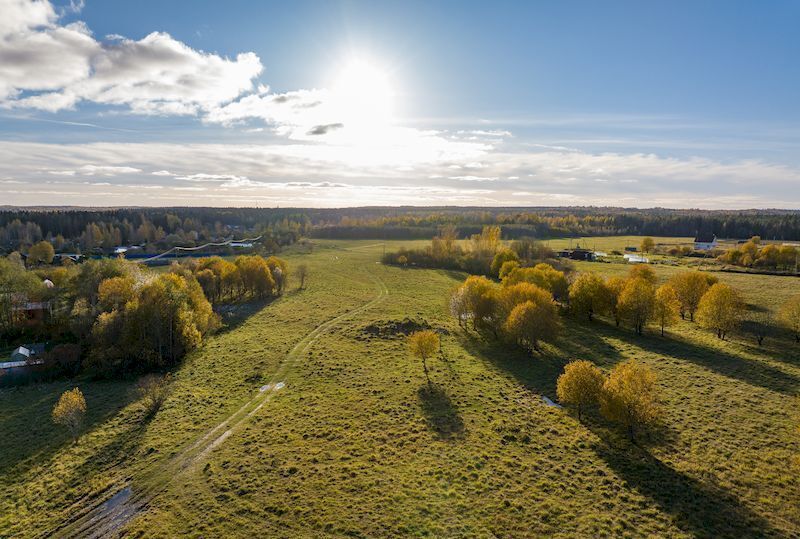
{"left": 457, "top": 322, "right": 623, "bottom": 399}
{"left": 417, "top": 383, "right": 465, "bottom": 440}
{"left": 0, "top": 379, "right": 137, "bottom": 476}
{"left": 592, "top": 442, "right": 780, "bottom": 538}
{"left": 213, "top": 297, "right": 277, "bottom": 334}
{"left": 595, "top": 321, "right": 800, "bottom": 395}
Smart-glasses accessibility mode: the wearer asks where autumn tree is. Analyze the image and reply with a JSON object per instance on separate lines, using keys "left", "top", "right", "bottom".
{"left": 461, "top": 275, "right": 499, "bottom": 334}
{"left": 498, "top": 260, "right": 520, "bottom": 280}
{"left": 98, "top": 276, "right": 135, "bottom": 311}
{"left": 653, "top": 284, "right": 680, "bottom": 336}
{"left": 696, "top": 283, "right": 744, "bottom": 340}
{"left": 449, "top": 285, "right": 470, "bottom": 328}
{"left": 600, "top": 360, "right": 661, "bottom": 441}
{"left": 265, "top": 256, "right": 289, "bottom": 293}
{"left": 618, "top": 278, "right": 656, "bottom": 335}
{"left": 235, "top": 255, "right": 275, "bottom": 298}
{"left": 295, "top": 263, "right": 309, "bottom": 289}
{"left": 779, "top": 295, "right": 800, "bottom": 343}
{"left": 136, "top": 373, "right": 173, "bottom": 417}
{"left": 640, "top": 237, "right": 655, "bottom": 254}
{"left": 491, "top": 248, "right": 520, "bottom": 278}
{"left": 27, "top": 240, "right": 55, "bottom": 265}
{"left": 669, "top": 271, "right": 714, "bottom": 321}
{"left": 557, "top": 360, "right": 605, "bottom": 419}
{"left": 502, "top": 292, "right": 561, "bottom": 353}
{"left": 409, "top": 330, "right": 440, "bottom": 384}
{"left": 606, "top": 276, "right": 627, "bottom": 327}
{"left": 52, "top": 387, "right": 87, "bottom": 443}
{"left": 628, "top": 264, "right": 657, "bottom": 285}
{"left": 742, "top": 310, "right": 773, "bottom": 346}
{"left": 569, "top": 272, "right": 610, "bottom": 321}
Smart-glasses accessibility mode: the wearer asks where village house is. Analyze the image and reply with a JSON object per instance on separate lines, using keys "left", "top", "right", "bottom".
{"left": 694, "top": 233, "right": 718, "bottom": 251}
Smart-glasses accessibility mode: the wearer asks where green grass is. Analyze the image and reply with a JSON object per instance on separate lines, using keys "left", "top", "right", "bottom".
{"left": 1, "top": 238, "right": 799, "bottom": 537}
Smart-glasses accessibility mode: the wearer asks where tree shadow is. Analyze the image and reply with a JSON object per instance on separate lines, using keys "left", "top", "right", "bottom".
{"left": 0, "top": 378, "right": 137, "bottom": 476}
{"left": 417, "top": 383, "right": 465, "bottom": 441}
{"left": 601, "top": 322, "right": 800, "bottom": 395}
{"left": 213, "top": 297, "right": 277, "bottom": 334}
{"left": 592, "top": 441, "right": 781, "bottom": 537}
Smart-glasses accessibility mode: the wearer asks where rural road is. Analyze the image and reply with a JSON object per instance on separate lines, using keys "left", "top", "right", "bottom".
{"left": 48, "top": 265, "right": 389, "bottom": 538}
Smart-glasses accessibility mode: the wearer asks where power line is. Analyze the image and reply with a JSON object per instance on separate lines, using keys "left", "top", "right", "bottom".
{"left": 138, "top": 235, "right": 263, "bottom": 263}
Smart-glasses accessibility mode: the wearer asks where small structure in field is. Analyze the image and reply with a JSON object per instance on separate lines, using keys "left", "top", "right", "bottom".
{"left": 694, "top": 233, "right": 718, "bottom": 251}
{"left": 558, "top": 247, "right": 596, "bottom": 261}
{"left": 623, "top": 254, "right": 650, "bottom": 264}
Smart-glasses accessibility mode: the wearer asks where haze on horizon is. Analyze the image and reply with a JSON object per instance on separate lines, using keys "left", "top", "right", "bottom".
{"left": 0, "top": 0, "right": 799, "bottom": 209}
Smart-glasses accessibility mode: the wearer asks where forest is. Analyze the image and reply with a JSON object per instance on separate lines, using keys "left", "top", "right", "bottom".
{"left": 3, "top": 207, "right": 800, "bottom": 256}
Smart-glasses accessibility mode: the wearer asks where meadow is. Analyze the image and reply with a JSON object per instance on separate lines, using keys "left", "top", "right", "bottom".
{"left": 1, "top": 238, "right": 798, "bottom": 537}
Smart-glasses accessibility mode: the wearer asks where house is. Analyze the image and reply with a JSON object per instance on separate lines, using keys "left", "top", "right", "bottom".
{"left": 230, "top": 242, "right": 254, "bottom": 248}
{"left": 12, "top": 301, "right": 52, "bottom": 323}
{"left": 9, "top": 343, "right": 45, "bottom": 363}
{"left": 694, "top": 233, "right": 718, "bottom": 251}
{"left": 624, "top": 246, "right": 638, "bottom": 252}
{"left": 558, "top": 248, "right": 596, "bottom": 261}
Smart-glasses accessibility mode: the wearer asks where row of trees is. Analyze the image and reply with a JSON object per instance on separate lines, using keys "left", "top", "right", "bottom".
{"left": 384, "top": 225, "right": 567, "bottom": 277}
{"left": 557, "top": 359, "right": 660, "bottom": 441}
{"left": 449, "top": 263, "right": 567, "bottom": 352}
{"left": 718, "top": 236, "right": 798, "bottom": 270}
{"left": 183, "top": 255, "right": 288, "bottom": 304}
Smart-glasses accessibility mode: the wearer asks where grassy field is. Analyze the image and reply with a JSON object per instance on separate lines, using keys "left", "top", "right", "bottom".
{"left": 1, "top": 237, "right": 799, "bottom": 537}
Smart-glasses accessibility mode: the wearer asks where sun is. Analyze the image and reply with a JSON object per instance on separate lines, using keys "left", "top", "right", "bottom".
{"left": 331, "top": 58, "right": 395, "bottom": 130}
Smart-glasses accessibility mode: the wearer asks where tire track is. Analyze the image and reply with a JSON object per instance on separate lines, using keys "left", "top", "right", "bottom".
{"left": 49, "top": 267, "right": 389, "bottom": 539}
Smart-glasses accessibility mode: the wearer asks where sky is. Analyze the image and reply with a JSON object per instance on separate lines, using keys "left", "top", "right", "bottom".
{"left": 1, "top": 0, "right": 799, "bottom": 208}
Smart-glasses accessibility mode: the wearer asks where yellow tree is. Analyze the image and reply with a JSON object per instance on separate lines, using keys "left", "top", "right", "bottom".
{"left": 52, "top": 387, "right": 87, "bottom": 443}
{"left": 653, "top": 284, "right": 681, "bottom": 336}
{"left": 628, "top": 264, "right": 657, "bottom": 285}
{"left": 606, "top": 276, "right": 627, "bottom": 327}
{"left": 668, "top": 271, "right": 713, "bottom": 321}
{"left": 779, "top": 295, "right": 800, "bottom": 343}
{"left": 618, "top": 278, "right": 655, "bottom": 335}
{"left": 600, "top": 360, "right": 661, "bottom": 441}
{"left": 696, "top": 283, "right": 744, "bottom": 340}
{"left": 569, "top": 272, "right": 610, "bottom": 321}
{"left": 462, "top": 275, "right": 499, "bottom": 335}
{"left": 98, "top": 276, "right": 135, "bottom": 311}
{"left": 408, "top": 330, "right": 440, "bottom": 384}
{"left": 502, "top": 292, "right": 561, "bottom": 353}
{"left": 490, "top": 248, "right": 520, "bottom": 277}
{"left": 557, "top": 360, "right": 605, "bottom": 420}
{"left": 27, "top": 240, "right": 55, "bottom": 265}
{"left": 640, "top": 237, "right": 655, "bottom": 254}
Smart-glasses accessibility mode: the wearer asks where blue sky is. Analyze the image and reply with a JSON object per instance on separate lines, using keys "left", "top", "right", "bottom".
{"left": 1, "top": 0, "right": 799, "bottom": 207}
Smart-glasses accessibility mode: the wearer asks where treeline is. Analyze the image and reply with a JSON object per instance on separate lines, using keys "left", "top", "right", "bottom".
{"left": 0, "top": 207, "right": 310, "bottom": 254}
{"left": 0, "top": 253, "right": 289, "bottom": 379}
{"left": 4, "top": 207, "right": 800, "bottom": 254}
{"left": 308, "top": 207, "right": 800, "bottom": 240}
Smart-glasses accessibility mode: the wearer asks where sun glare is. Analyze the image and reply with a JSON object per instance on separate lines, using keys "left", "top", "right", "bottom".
{"left": 331, "top": 58, "right": 395, "bottom": 130}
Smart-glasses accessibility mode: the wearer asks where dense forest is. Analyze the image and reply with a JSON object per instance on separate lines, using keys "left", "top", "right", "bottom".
{"left": 2, "top": 207, "right": 800, "bottom": 256}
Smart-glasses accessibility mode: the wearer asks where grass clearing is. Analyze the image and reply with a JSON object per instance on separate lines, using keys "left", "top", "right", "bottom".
{"left": 1, "top": 238, "right": 799, "bottom": 537}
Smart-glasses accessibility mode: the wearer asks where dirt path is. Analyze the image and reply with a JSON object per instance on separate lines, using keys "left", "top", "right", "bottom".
{"left": 48, "top": 269, "right": 389, "bottom": 539}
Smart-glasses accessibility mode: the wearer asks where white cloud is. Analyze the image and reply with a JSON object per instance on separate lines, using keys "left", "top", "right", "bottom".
{"left": 0, "top": 1, "right": 262, "bottom": 114}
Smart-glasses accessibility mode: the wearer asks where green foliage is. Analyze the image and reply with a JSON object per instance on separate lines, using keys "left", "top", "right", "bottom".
{"left": 26, "top": 241, "right": 55, "bottom": 265}
{"left": 490, "top": 248, "right": 519, "bottom": 277}
{"left": 618, "top": 278, "right": 656, "bottom": 335}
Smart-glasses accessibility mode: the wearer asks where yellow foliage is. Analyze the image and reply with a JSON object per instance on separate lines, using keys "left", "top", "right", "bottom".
{"left": 52, "top": 387, "right": 87, "bottom": 442}
{"left": 600, "top": 360, "right": 661, "bottom": 440}
{"left": 557, "top": 360, "right": 605, "bottom": 419}
{"left": 697, "top": 283, "right": 744, "bottom": 340}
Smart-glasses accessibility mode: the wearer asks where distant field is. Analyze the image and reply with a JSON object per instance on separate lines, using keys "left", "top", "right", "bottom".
{"left": 1, "top": 238, "right": 799, "bottom": 537}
